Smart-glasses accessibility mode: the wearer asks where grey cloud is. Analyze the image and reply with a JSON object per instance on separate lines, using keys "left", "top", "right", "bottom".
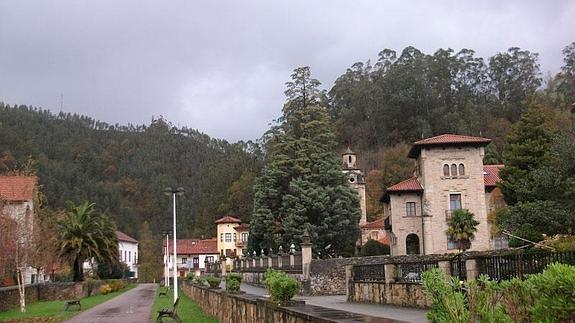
{"left": 0, "top": 0, "right": 574, "bottom": 141}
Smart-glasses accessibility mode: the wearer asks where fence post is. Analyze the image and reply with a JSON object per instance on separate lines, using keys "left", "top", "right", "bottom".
{"left": 289, "top": 244, "right": 296, "bottom": 268}
{"left": 259, "top": 251, "right": 264, "bottom": 268}
{"left": 267, "top": 254, "right": 273, "bottom": 268}
{"left": 278, "top": 246, "right": 284, "bottom": 268}
{"left": 252, "top": 251, "right": 257, "bottom": 268}
{"left": 465, "top": 259, "right": 479, "bottom": 280}
{"left": 438, "top": 260, "right": 451, "bottom": 276}
{"left": 221, "top": 260, "right": 227, "bottom": 276}
{"left": 384, "top": 263, "right": 395, "bottom": 284}
{"left": 301, "top": 232, "right": 312, "bottom": 280}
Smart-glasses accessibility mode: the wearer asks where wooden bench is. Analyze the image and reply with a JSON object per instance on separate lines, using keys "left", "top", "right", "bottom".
{"left": 64, "top": 299, "right": 81, "bottom": 311}
{"left": 157, "top": 297, "right": 180, "bottom": 323}
{"left": 158, "top": 287, "right": 169, "bottom": 297}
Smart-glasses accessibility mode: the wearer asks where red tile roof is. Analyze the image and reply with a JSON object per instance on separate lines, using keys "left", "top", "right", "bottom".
{"left": 116, "top": 231, "right": 138, "bottom": 243}
{"left": 361, "top": 218, "right": 385, "bottom": 229}
{"left": 214, "top": 216, "right": 242, "bottom": 224}
{"left": 484, "top": 164, "right": 504, "bottom": 187}
{"left": 409, "top": 134, "right": 491, "bottom": 158}
{"left": 0, "top": 176, "right": 37, "bottom": 201}
{"left": 386, "top": 177, "right": 423, "bottom": 193}
{"left": 163, "top": 238, "right": 218, "bottom": 255}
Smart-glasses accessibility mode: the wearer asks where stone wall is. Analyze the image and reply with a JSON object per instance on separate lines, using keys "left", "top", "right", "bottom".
{"left": 182, "top": 281, "right": 380, "bottom": 323}
{"left": 348, "top": 281, "right": 430, "bottom": 308}
{"left": 0, "top": 280, "right": 104, "bottom": 312}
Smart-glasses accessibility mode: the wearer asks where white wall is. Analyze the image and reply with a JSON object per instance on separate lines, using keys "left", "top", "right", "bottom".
{"left": 118, "top": 240, "right": 139, "bottom": 278}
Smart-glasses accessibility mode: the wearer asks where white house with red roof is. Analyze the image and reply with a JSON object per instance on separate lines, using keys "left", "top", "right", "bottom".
{"left": 381, "top": 134, "right": 507, "bottom": 256}
{"left": 163, "top": 238, "right": 219, "bottom": 278}
{"left": 0, "top": 176, "right": 49, "bottom": 284}
{"left": 116, "top": 231, "right": 139, "bottom": 278}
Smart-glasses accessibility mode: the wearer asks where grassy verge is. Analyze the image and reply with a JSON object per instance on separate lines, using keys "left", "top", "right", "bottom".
{"left": 151, "top": 286, "right": 218, "bottom": 323}
{"left": 0, "top": 284, "right": 136, "bottom": 322}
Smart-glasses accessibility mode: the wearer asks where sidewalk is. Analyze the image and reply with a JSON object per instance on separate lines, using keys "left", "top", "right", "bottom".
{"left": 240, "top": 283, "right": 428, "bottom": 323}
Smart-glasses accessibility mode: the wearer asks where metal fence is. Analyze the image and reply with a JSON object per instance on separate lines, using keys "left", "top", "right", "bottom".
{"left": 450, "top": 255, "right": 467, "bottom": 281}
{"left": 352, "top": 263, "right": 385, "bottom": 282}
{"left": 476, "top": 250, "right": 575, "bottom": 281}
{"left": 394, "top": 261, "right": 438, "bottom": 283}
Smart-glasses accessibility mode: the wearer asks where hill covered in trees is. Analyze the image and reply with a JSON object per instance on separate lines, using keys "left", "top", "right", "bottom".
{"left": 0, "top": 104, "right": 261, "bottom": 238}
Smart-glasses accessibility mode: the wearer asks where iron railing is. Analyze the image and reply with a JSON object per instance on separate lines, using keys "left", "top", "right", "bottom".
{"left": 394, "top": 261, "right": 438, "bottom": 283}
{"left": 352, "top": 264, "right": 385, "bottom": 282}
{"left": 476, "top": 250, "right": 575, "bottom": 281}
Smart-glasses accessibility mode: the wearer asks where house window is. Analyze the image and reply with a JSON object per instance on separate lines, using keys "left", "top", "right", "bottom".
{"left": 134, "top": 252, "right": 137, "bottom": 264}
{"left": 459, "top": 163, "right": 465, "bottom": 175}
{"left": 447, "top": 237, "right": 457, "bottom": 250}
{"left": 443, "top": 164, "right": 450, "bottom": 176}
{"left": 370, "top": 231, "right": 378, "bottom": 240}
{"left": 233, "top": 233, "right": 237, "bottom": 242}
{"left": 494, "top": 236, "right": 508, "bottom": 250}
{"left": 451, "top": 164, "right": 458, "bottom": 176}
{"left": 241, "top": 233, "right": 248, "bottom": 242}
{"left": 193, "top": 257, "right": 199, "bottom": 268}
{"left": 225, "top": 233, "right": 232, "bottom": 242}
{"left": 182, "top": 257, "right": 187, "bottom": 264}
{"left": 124, "top": 251, "right": 127, "bottom": 262}
{"left": 406, "top": 202, "right": 417, "bottom": 216}
{"left": 220, "top": 233, "right": 223, "bottom": 242}
{"left": 128, "top": 251, "right": 131, "bottom": 263}
{"left": 406, "top": 234, "right": 420, "bottom": 255}
{"left": 450, "top": 194, "right": 462, "bottom": 210}
{"left": 206, "top": 256, "right": 214, "bottom": 263}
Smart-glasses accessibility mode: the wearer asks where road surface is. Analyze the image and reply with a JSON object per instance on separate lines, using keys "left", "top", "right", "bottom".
{"left": 66, "top": 283, "right": 156, "bottom": 323}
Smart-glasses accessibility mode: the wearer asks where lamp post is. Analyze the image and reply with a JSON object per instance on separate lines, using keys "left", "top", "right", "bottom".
{"left": 164, "top": 187, "right": 184, "bottom": 303}
{"left": 162, "top": 230, "right": 171, "bottom": 288}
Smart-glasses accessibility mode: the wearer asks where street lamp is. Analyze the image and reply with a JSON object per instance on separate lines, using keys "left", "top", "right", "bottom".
{"left": 162, "top": 230, "right": 172, "bottom": 288}
{"left": 164, "top": 187, "right": 184, "bottom": 303}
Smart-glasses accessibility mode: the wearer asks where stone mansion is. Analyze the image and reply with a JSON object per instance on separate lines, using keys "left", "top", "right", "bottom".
{"left": 382, "top": 134, "right": 506, "bottom": 256}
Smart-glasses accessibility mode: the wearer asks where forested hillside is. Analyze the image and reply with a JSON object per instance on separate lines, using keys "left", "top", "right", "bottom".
{"left": 0, "top": 104, "right": 261, "bottom": 238}
{"left": 328, "top": 43, "right": 575, "bottom": 220}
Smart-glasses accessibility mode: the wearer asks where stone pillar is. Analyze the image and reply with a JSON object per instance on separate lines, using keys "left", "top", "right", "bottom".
{"left": 259, "top": 256, "right": 264, "bottom": 268}
{"left": 438, "top": 260, "right": 451, "bottom": 276}
{"left": 301, "top": 231, "right": 312, "bottom": 279}
{"left": 466, "top": 259, "right": 479, "bottom": 281}
{"left": 384, "top": 263, "right": 396, "bottom": 284}
{"left": 345, "top": 265, "right": 352, "bottom": 299}
{"left": 268, "top": 255, "right": 273, "bottom": 268}
{"left": 252, "top": 251, "right": 257, "bottom": 268}
{"left": 221, "top": 260, "right": 227, "bottom": 276}
{"left": 278, "top": 246, "right": 284, "bottom": 268}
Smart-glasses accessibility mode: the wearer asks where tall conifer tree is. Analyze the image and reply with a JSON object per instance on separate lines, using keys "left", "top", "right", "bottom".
{"left": 249, "top": 67, "right": 360, "bottom": 257}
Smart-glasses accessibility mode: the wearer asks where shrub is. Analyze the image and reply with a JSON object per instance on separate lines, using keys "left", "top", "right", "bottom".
{"left": 226, "top": 278, "right": 241, "bottom": 293}
{"left": 54, "top": 270, "right": 73, "bottom": 282}
{"left": 227, "top": 273, "right": 243, "bottom": 284}
{"left": 422, "top": 263, "right": 575, "bottom": 322}
{"left": 527, "top": 263, "right": 575, "bottom": 321}
{"left": 359, "top": 240, "right": 390, "bottom": 256}
{"left": 107, "top": 279, "right": 126, "bottom": 292}
{"left": 85, "top": 278, "right": 98, "bottom": 296}
{"left": 193, "top": 276, "right": 206, "bottom": 286}
{"left": 263, "top": 269, "right": 299, "bottom": 303}
{"left": 186, "top": 273, "right": 195, "bottom": 281}
{"left": 99, "top": 284, "right": 112, "bottom": 295}
{"left": 206, "top": 276, "right": 221, "bottom": 288}
{"left": 421, "top": 268, "right": 470, "bottom": 323}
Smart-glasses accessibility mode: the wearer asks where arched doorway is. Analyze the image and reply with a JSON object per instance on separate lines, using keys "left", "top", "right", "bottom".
{"left": 406, "top": 234, "right": 420, "bottom": 255}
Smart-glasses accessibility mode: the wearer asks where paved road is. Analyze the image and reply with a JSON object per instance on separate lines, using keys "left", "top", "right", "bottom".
{"left": 66, "top": 284, "right": 156, "bottom": 323}
{"left": 240, "top": 283, "right": 428, "bottom": 323}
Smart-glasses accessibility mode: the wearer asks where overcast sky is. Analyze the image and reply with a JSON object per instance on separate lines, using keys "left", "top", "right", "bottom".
{"left": 1, "top": 1, "right": 574, "bottom": 141}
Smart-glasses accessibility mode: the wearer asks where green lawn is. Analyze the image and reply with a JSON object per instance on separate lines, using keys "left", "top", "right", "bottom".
{"left": 0, "top": 284, "right": 136, "bottom": 322}
{"left": 151, "top": 286, "right": 218, "bottom": 323}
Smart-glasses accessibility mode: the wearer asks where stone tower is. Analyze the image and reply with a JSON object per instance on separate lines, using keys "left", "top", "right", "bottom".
{"left": 342, "top": 147, "right": 367, "bottom": 225}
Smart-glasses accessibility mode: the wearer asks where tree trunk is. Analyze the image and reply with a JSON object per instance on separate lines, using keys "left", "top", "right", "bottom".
{"left": 73, "top": 257, "right": 84, "bottom": 282}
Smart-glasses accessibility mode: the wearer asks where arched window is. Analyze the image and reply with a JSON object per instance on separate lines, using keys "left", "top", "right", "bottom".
{"left": 451, "top": 164, "right": 458, "bottom": 176}
{"left": 459, "top": 163, "right": 465, "bottom": 176}
{"left": 406, "top": 234, "right": 420, "bottom": 255}
{"left": 443, "top": 164, "right": 450, "bottom": 176}
{"left": 348, "top": 156, "right": 352, "bottom": 163}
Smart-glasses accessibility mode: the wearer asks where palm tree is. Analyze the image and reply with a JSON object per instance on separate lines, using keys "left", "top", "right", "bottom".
{"left": 446, "top": 209, "right": 480, "bottom": 252}
{"left": 55, "top": 201, "right": 118, "bottom": 281}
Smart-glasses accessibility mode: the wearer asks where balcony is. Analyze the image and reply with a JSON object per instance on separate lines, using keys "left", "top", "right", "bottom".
{"left": 235, "top": 240, "right": 247, "bottom": 247}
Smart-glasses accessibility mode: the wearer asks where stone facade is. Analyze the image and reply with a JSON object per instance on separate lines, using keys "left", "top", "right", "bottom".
{"left": 341, "top": 148, "right": 367, "bottom": 225}
{"left": 386, "top": 134, "right": 505, "bottom": 256}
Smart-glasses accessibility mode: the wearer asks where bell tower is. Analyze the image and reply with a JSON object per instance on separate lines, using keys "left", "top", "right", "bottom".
{"left": 342, "top": 147, "right": 367, "bottom": 225}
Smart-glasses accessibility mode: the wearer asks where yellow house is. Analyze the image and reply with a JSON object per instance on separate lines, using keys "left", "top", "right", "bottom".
{"left": 215, "top": 216, "right": 249, "bottom": 258}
